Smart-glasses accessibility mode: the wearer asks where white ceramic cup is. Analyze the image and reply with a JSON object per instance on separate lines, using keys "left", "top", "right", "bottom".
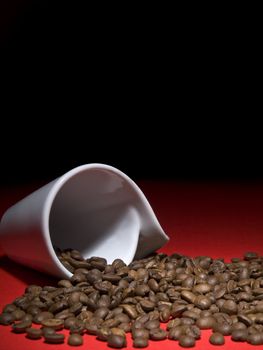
{"left": 0, "top": 164, "right": 169, "bottom": 278}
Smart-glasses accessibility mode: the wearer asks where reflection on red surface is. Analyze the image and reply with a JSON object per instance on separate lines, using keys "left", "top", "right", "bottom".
{"left": 1, "top": 181, "right": 263, "bottom": 349}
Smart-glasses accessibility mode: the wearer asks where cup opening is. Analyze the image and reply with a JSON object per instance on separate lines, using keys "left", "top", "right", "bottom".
{"left": 48, "top": 167, "right": 140, "bottom": 265}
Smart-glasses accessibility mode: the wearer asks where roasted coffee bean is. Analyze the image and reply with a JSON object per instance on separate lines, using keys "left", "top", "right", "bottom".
{"left": 26, "top": 327, "right": 42, "bottom": 339}
{"left": 213, "top": 322, "right": 232, "bottom": 336}
{"left": 148, "top": 279, "right": 159, "bottom": 292}
{"left": 139, "top": 300, "right": 155, "bottom": 312}
{"left": 171, "top": 304, "right": 187, "bottom": 318}
{"left": 41, "top": 318, "right": 64, "bottom": 330}
{"left": 118, "top": 322, "right": 131, "bottom": 332}
{"left": 57, "top": 279, "right": 73, "bottom": 288}
{"left": 96, "top": 327, "right": 111, "bottom": 341}
{"left": 231, "top": 329, "right": 248, "bottom": 342}
{"left": 12, "top": 309, "right": 26, "bottom": 320}
{"left": 2, "top": 304, "right": 17, "bottom": 314}
{"left": 145, "top": 319, "right": 160, "bottom": 330}
{"left": 33, "top": 311, "right": 54, "bottom": 324}
{"left": 107, "top": 333, "right": 127, "bottom": 348}
{"left": 178, "top": 334, "right": 196, "bottom": 347}
{"left": 69, "top": 320, "right": 85, "bottom": 334}
{"left": 209, "top": 332, "right": 225, "bottom": 345}
{"left": 168, "top": 326, "right": 184, "bottom": 340}
{"left": 193, "top": 283, "right": 211, "bottom": 294}
{"left": 133, "top": 337, "right": 149, "bottom": 348}
{"left": 111, "top": 327, "right": 126, "bottom": 337}
{"left": 196, "top": 316, "right": 215, "bottom": 329}
{"left": 114, "top": 313, "right": 130, "bottom": 323}
{"left": 64, "top": 317, "right": 78, "bottom": 329}
{"left": 185, "top": 325, "right": 201, "bottom": 340}
{"left": 12, "top": 320, "right": 32, "bottom": 333}
{"left": 0, "top": 313, "right": 15, "bottom": 325}
{"left": 41, "top": 327, "right": 56, "bottom": 336}
{"left": 44, "top": 333, "right": 65, "bottom": 344}
{"left": 181, "top": 291, "right": 196, "bottom": 304}
{"left": 121, "top": 304, "right": 138, "bottom": 319}
{"left": 237, "top": 314, "right": 253, "bottom": 326}
{"left": 5, "top": 249, "right": 263, "bottom": 348}
{"left": 160, "top": 308, "right": 171, "bottom": 322}
{"left": 149, "top": 328, "right": 167, "bottom": 340}
{"left": 132, "top": 328, "right": 149, "bottom": 339}
{"left": 194, "top": 295, "right": 211, "bottom": 310}
{"left": 221, "top": 300, "right": 237, "bottom": 315}
{"left": 68, "top": 333, "right": 83, "bottom": 346}
{"left": 247, "top": 333, "right": 263, "bottom": 345}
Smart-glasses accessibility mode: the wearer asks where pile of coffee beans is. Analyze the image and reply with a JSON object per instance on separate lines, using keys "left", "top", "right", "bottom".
{"left": 1, "top": 250, "right": 263, "bottom": 347}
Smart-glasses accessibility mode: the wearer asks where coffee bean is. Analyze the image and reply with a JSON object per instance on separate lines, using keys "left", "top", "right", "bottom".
{"left": 181, "top": 291, "right": 196, "bottom": 304}
{"left": 196, "top": 316, "right": 215, "bottom": 329}
{"left": 132, "top": 328, "right": 149, "bottom": 339}
{"left": 193, "top": 283, "right": 211, "bottom": 294}
{"left": 41, "top": 318, "right": 64, "bottom": 330}
{"left": 121, "top": 304, "right": 138, "bottom": 319}
{"left": 244, "top": 252, "right": 258, "bottom": 261}
{"left": 12, "top": 309, "right": 26, "bottom": 320}
{"left": 33, "top": 311, "right": 54, "bottom": 324}
{"left": 107, "top": 334, "right": 127, "bottom": 348}
{"left": 237, "top": 314, "right": 253, "bottom": 326}
{"left": 194, "top": 295, "right": 211, "bottom": 310}
{"left": 209, "top": 332, "right": 225, "bottom": 345}
{"left": 2, "top": 304, "right": 16, "bottom": 313}
{"left": 44, "top": 333, "right": 65, "bottom": 344}
{"left": 171, "top": 304, "right": 187, "bottom": 318}
{"left": 133, "top": 337, "right": 149, "bottom": 348}
{"left": 149, "top": 328, "right": 167, "bottom": 340}
{"left": 178, "top": 334, "right": 196, "bottom": 347}
{"left": 26, "top": 327, "right": 42, "bottom": 339}
{"left": 68, "top": 333, "right": 83, "bottom": 346}
{"left": 41, "top": 327, "right": 56, "bottom": 336}
{"left": 221, "top": 300, "right": 237, "bottom": 315}
{"left": 139, "top": 300, "right": 155, "bottom": 312}
{"left": 185, "top": 325, "right": 201, "bottom": 340}
{"left": 247, "top": 332, "right": 263, "bottom": 345}
{"left": 213, "top": 322, "right": 232, "bottom": 336}
{"left": 69, "top": 320, "right": 85, "bottom": 334}
{"left": 5, "top": 249, "right": 263, "bottom": 348}
{"left": 145, "top": 319, "right": 160, "bottom": 330}
{"left": 168, "top": 326, "right": 184, "bottom": 340}
{"left": 12, "top": 320, "right": 32, "bottom": 333}
{"left": 148, "top": 279, "right": 159, "bottom": 292}
{"left": 231, "top": 329, "right": 248, "bottom": 342}
{"left": 0, "top": 313, "right": 15, "bottom": 325}
{"left": 57, "top": 279, "right": 73, "bottom": 288}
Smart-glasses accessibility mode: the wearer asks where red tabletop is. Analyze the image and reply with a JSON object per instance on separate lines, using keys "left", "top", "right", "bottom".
{"left": 1, "top": 180, "right": 263, "bottom": 349}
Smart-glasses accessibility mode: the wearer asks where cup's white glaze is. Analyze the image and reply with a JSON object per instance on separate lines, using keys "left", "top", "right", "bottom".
{"left": 0, "top": 164, "right": 169, "bottom": 278}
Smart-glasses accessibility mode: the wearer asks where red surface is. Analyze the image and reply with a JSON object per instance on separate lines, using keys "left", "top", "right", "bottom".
{"left": 1, "top": 180, "right": 263, "bottom": 349}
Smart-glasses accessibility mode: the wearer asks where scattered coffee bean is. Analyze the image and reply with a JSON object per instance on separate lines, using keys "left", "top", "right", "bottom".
{"left": 209, "top": 332, "right": 225, "bottom": 345}
{"left": 44, "top": 333, "right": 65, "bottom": 344}
{"left": 0, "top": 313, "right": 15, "bottom": 325}
{"left": 231, "top": 328, "right": 248, "bottom": 342}
{"left": 3, "top": 248, "right": 263, "bottom": 348}
{"left": 107, "top": 333, "right": 127, "bottom": 348}
{"left": 41, "top": 318, "right": 64, "bottom": 330}
{"left": 68, "top": 333, "right": 83, "bottom": 346}
{"left": 178, "top": 334, "right": 196, "bottom": 347}
{"left": 26, "top": 327, "right": 42, "bottom": 339}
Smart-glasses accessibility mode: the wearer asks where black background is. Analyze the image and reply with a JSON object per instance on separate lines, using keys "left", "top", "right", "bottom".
{"left": 1, "top": 1, "right": 262, "bottom": 185}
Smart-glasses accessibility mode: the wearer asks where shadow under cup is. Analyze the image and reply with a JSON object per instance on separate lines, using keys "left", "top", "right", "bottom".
{"left": 49, "top": 168, "right": 141, "bottom": 267}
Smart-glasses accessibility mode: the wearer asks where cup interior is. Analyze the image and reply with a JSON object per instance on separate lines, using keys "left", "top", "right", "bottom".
{"left": 48, "top": 167, "right": 140, "bottom": 264}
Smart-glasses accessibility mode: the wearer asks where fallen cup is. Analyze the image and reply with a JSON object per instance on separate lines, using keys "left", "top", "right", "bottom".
{"left": 0, "top": 164, "right": 169, "bottom": 278}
